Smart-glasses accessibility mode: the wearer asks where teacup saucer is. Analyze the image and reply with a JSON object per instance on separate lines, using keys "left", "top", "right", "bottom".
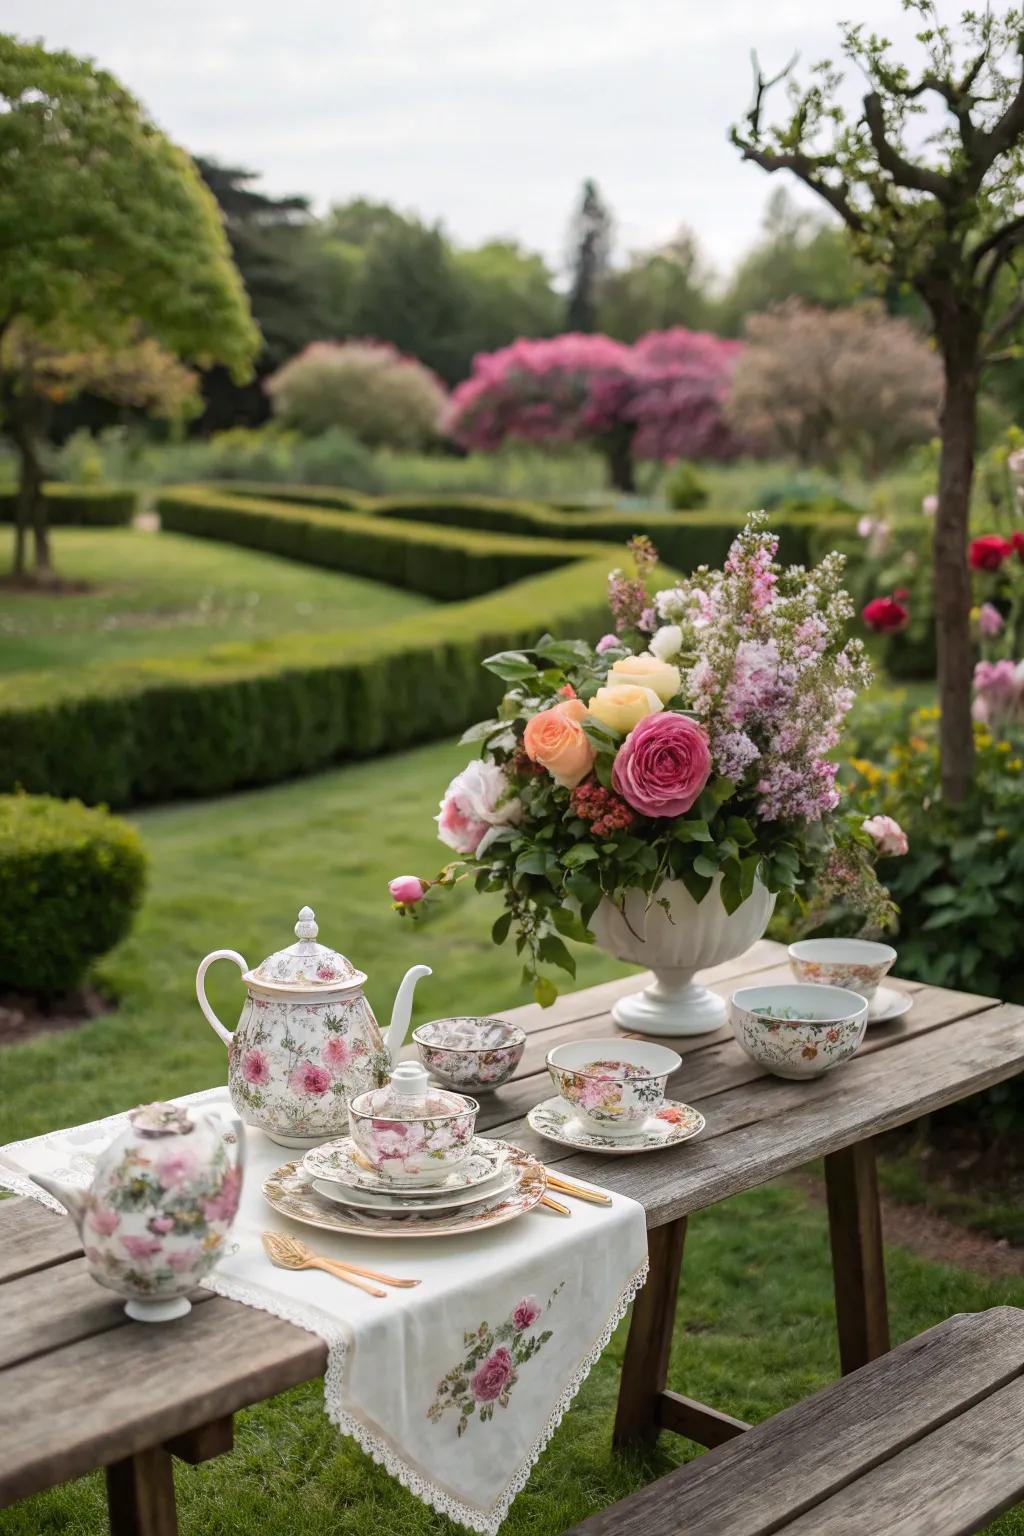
{"left": 868, "top": 986, "right": 914, "bottom": 1026}
{"left": 302, "top": 1135, "right": 505, "bottom": 1194}
{"left": 312, "top": 1159, "right": 516, "bottom": 1214}
{"left": 527, "top": 1096, "right": 704, "bottom": 1155}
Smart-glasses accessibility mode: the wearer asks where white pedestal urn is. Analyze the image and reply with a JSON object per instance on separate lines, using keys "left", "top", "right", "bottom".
{"left": 590, "top": 874, "right": 776, "bottom": 1038}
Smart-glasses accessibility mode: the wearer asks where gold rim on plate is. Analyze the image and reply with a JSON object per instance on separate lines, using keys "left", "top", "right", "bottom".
{"left": 262, "top": 1141, "right": 546, "bottom": 1239}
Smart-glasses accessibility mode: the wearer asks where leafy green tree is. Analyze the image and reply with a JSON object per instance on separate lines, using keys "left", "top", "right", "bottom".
{"left": 0, "top": 37, "right": 258, "bottom": 576}
{"left": 732, "top": 4, "right": 1024, "bottom": 802}
{"left": 452, "top": 241, "right": 561, "bottom": 358}
{"left": 716, "top": 190, "right": 863, "bottom": 336}
{"left": 351, "top": 220, "right": 465, "bottom": 384}
{"left": 601, "top": 228, "right": 714, "bottom": 341}
{"left": 566, "top": 179, "right": 613, "bottom": 333}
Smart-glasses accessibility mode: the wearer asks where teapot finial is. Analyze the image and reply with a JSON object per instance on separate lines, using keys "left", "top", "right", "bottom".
{"left": 295, "top": 906, "right": 318, "bottom": 942}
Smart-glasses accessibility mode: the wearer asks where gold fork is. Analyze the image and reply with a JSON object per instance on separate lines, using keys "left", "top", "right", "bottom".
{"left": 261, "top": 1232, "right": 418, "bottom": 1296}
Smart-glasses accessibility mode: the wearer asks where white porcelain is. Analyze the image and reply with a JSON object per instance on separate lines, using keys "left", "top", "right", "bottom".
{"left": 590, "top": 875, "right": 776, "bottom": 1037}
{"left": 348, "top": 1062, "right": 478, "bottom": 1186}
{"left": 312, "top": 1161, "right": 516, "bottom": 1214}
{"left": 413, "top": 1016, "right": 526, "bottom": 1091}
{"left": 868, "top": 986, "right": 914, "bottom": 1025}
{"left": 196, "top": 905, "right": 431, "bottom": 1147}
{"left": 730, "top": 983, "right": 868, "bottom": 1080}
{"left": 788, "top": 938, "right": 897, "bottom": 1002}
{"left": 545, "top": 1037, "right": 681, "bottom": 1136}
{"left": 527, "top": 1096, "right": 705, "bottom": 1154}
{"left": 23, "top": 1101, "right": 245, "bottom": 1322}
{"left": 304, "top": 1133, "right": 502, "bottom": 1194}
{"left": 263, "top": 1144, "right": 547, "bottom": 1238}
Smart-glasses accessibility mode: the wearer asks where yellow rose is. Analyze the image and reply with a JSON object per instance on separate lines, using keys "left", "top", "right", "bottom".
{"left": 608, "top": 653, "right": 681, "bottom": 704}
{"left": 588, "top": 684, "right": 663, "bottom": 734}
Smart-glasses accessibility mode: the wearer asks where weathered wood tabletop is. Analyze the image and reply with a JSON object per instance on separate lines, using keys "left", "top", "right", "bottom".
{"left": 3, "top": 938, "right": 1023, "bottom": 1535}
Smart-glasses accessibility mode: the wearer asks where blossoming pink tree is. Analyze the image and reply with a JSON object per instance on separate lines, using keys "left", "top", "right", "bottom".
{"left": 445, "top": 330, "right": 743, "bottom": 492}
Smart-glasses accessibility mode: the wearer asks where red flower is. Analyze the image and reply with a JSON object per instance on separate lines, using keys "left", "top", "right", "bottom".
{"left": 862, "top": 596, "right": 909, "bottom": 633}
{"left": 557, "top": 682, "right": 577, "bottom": 699}
{"left": 969, "top": 535, "right": 1014, "bottom": 571}
{"left": 892, "top": 587, "right": 910, "bottom": 600}
{"left": 1013, "top": 531, "right": 1024, "bottom": 562}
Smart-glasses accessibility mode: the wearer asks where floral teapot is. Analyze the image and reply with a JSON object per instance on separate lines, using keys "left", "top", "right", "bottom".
{"left": 197, "top": 905, "right": 431, "bottom": 1148}
{"left": 19, "top": 1101, "right": 245, "bottom": 1324}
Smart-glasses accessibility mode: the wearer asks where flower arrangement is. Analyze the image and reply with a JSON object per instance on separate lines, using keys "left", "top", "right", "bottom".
{"left": 394, "top": 516, "right": 896, "bottom": 1005}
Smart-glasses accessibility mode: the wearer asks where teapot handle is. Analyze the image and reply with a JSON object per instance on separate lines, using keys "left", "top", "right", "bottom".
{"left": 196, "top": 950, "right": 248, "bottom": 1049}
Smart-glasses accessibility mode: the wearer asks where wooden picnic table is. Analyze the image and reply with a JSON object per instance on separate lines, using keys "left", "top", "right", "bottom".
{"left": 2, "top": 938, "right": 1024, "bottom": 1535}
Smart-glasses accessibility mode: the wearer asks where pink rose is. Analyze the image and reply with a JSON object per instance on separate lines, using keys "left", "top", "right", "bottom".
{"left": 202, "top": 1164, "right": 242, "bottom": 1223}
{"left": 978, "top": 602, "right": 1004, "bottom": 638}
{"left": 148, "top": 1215, "right": 175, "bottom": 1235}
{"left": 241, "top": 1048, "right": 270, "bottom": 1086}
{"left": 87, "top": 1204, "right": 120, "bottom": 1237}
{"left": 861, "top": 815, "right": 909, "bottom": 857}
{"left": 437, "top": 760, "right": 522, "bottom": 857}
{"left": 612, "top": 712, "right": 712, "bottom": 818}
{"left": 121, "top": 1234, "right": 163, "bottom": 1262}
{"left": 389, "top": 875, "right": 426, "bottom": 906}
{"left": 470, "top": 1345, "right": 514, "bottom": 1402}
{"left": 289, "top": 1061, "right": 332, "bottom": 1096}
{"left": 322, "top": 1036, "right": 351, "bottom": 1075}
{"left": 156, "top": 1148, "right": 197, "bottom": 1189}
{"left": 512, "top": 1296, "right": 542, "bottom": 1331}
{"left": 167, "top": 1245, "right": 203, "bottom": 1273}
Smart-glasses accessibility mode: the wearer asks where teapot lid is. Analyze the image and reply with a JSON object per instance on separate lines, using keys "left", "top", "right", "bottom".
{"left": 352, "top": 1061, "right": 473, "bottom": 1121}
{"left": 244, "top": 907, "right": 367, "bottom": 993}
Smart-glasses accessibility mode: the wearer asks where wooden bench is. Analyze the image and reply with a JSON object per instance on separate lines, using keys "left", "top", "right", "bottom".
{"left": 566, "top": 1308, "right": 1024, "bottom": 1536}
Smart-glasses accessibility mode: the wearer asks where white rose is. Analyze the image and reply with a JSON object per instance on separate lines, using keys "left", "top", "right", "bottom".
{"left": 649, "top": 624, "right": 683, "bottom": 663}
{"left": 436, "top": 760, "right": 522, "bottom": 857}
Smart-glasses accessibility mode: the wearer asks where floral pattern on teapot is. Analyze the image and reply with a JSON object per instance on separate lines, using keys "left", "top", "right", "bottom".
{"left": 229, "top": 994, "right": 392, "bottom": 1140}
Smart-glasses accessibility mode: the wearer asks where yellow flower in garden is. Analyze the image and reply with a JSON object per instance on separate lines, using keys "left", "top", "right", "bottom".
{"left": 588, "top": 683, "right": 664, "bottom": 734}
{"left": 998, "top": 740, "right": 1011, "bottom": 754}
{"left": 608, "top": 653, "right": 681, "bottom": 703}
{"left": 1009, "top": 759, "right": 1022, "bottom": 773}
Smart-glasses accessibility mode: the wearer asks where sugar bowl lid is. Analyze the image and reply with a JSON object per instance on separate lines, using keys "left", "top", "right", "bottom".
{"left": 351, "top": 1061, "right": 475, "bottom": 1120}
{"left": 244, "top": 906, "right": 367, "bottom": 993}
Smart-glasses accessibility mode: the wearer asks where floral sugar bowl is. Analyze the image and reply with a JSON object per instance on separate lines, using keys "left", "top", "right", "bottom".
{"left": 412, "top": 1016, "right": 526, "bottom": 1092}
{"left": 348, "top": 1061, "right": 479, "bottom": 1185}
{"left": 24, "top": 1101, "right": 245, "bottom": 1324}
{"left": 197, "top": 905, "right": 431, "bottom": 1147}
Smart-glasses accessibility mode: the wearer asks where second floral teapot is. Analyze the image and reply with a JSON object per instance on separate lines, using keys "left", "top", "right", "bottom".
{"left": 197, "top": 905, "right": 431, "bottom": 1147}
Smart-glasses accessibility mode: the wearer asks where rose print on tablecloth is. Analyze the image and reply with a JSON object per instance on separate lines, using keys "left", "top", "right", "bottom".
{"left": 428, "top": 1283, "right": 564, "bottom": 1435}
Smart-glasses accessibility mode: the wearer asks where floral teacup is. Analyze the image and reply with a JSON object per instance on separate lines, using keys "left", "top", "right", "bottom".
{"left": 788, "top": 938, "right": 897, "bottom": 1003}
{"left": 348, "top": 1062, "right": 478, "bottom": 1186}
{"left": 546, "top": 1037, "right": 681, "bottom": 1136}
{"left": 730, "top": 983, "right": 868, "bottom": 1081}
{"left": 413, "top": 1016, "right": 526, "bottom": 1092}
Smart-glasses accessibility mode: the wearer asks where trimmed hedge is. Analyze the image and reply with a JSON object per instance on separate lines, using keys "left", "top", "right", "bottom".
{"left": 157, "top": 488, "right": 609, "bottom": 601}
{"left": 0, "top": 795, "right": 147, "bottom": 995}
{"left": 0, "top": 550, "right": 626, "bottom": 807}
{"left": 0, "top": 484, "right": 137, "bottom": 527}
{"left": 214, "top": 481, "right": 377, "bottom": 514}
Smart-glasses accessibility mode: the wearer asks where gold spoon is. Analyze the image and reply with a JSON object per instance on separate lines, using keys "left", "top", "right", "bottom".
{"left": 261, "top": 1231, "right": 396, "bottom": 1297}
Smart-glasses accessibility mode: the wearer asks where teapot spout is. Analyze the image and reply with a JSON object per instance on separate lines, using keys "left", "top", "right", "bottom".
{"left": 0, "top": 1154, "right": 87, "bottom": 1228}
{"left": 386, "top": 964, "right": 432, "bottom": 1064}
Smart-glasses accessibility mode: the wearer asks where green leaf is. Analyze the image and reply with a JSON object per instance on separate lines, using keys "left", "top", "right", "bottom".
{"left": 533, "top": 976, "right": 558, "bottom": 1008}
{"left": 562, "top": 844, "right": 600, "bottom": 868}
{"left": 693, "top": 854, "right": 719, "bottom": 879}
{"left": 515, "top": 849, "right": 552, "bottom": 877}
{"left": 483, "top": 650, "right": 538, "bottom": 681}
{"left": 491, "top": 911, "right": 512, "bottom": 945}
{"left": 459, "top": 718, "right": 502, "bottom": 745}
{"left": 673, "top": 819, "right": 712, "bottom": 843}
{"left": 725, "top": 816, "right": 756, "bottom": 847}
{"left": 534, "top": 635, "right": 593, "bottom": 667}
{"left": 680, "top": 867, "right": 713, "bottom": 904}
{"left": 538, "top": 934, "right": 577, "bottom": 977}
{"left": 551, "top": 906, "right": 594, "bottom": 944}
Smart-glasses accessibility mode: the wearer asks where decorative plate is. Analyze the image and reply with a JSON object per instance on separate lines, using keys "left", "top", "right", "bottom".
{"left": 263, "top": 1143, "right": 545, "bottom": 1239}
{"left": 302, "top": 1135, "right": 505, "bottom": 1195}
{"left": 311, "top": 1160, "right": 516, "bottom": 1215}
{"left": 868, "top": 987, "right": 914, "bottom": 1026}
{"left": 527, "top": 1096, "right": 705, "bottom": 1154}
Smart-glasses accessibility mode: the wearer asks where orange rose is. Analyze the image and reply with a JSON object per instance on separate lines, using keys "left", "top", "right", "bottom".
{"left": 523, "top": 698, "right": 595, "bottom": 789}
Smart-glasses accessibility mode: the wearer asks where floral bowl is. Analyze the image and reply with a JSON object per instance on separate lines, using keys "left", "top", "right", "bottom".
{"left": 546, "top": 1037, "right": 681, "bottom": 1136}
{"left": 348, "top": 1071, "right": 479, "bottom": 1186}
{"left": 730, "top": 983, "right": 869, "bottom": 1081}
{"left": 412, "top": 1016, "right": 526, "bottom": 1092}
{"left": 788, "top": 938, "right": 897, "bottom": 1003}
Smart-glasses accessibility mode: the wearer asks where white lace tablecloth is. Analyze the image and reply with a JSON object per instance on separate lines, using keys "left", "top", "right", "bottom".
{"left": 1, "top": 1087, "right": 648, "bottom": 1534}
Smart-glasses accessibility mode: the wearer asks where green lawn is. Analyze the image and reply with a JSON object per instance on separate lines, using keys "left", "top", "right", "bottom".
{"left": 0, "top": 528, "right": 432, "bottom": 674}
{"left": 2, "top": 735, "right": 1021, "bottom": 1535}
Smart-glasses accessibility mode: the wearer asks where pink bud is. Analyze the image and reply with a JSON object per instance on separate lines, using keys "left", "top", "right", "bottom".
{"left": 596, "top": 634, "right": 620, "bottom": 654}
{"left": 389, "top": 875, "right": 426, "bottom": 906}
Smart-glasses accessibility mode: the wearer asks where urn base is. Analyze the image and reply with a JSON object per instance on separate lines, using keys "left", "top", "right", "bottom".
{"left": 125, "top": 1295, "right": 192, "bottom": 1324}
{"left": 612, "top": 970, "right": 727, "bottom": 1037}
{"left": 262, "top": 1128, "right": 331, "bottom": 1149}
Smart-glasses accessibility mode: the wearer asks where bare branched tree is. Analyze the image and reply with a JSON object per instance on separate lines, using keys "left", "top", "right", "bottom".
{"left": 731, "top": 3, "right": 1024, "bottom": 801}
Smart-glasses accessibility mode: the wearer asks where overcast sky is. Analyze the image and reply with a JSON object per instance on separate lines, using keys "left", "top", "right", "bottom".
{"left": 13, "top": 1, "right": 930, "bottom": 280}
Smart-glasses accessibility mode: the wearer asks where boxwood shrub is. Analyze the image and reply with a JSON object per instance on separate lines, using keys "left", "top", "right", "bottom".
{"left": 0, "top": 552, "right": 623, "bottom": 806}
{"left": 0, "top": 795, "right": 147, "bottom": 996}
{"left": 157, "top": 488, "right": 608, "bottom": 601}
{"left": 0, "top": 484, "right": 137, "bottom": 526}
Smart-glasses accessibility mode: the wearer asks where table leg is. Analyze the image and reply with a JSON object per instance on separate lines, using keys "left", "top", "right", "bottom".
{"left": 105, "top": 1446, "right": 178, "bottom": 1536}
{"left": 825, "top": 1138, "right": 890, "bottom": 1375}
{"left": 613, "top": 1216, "right": 687, "bottom": 1445}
